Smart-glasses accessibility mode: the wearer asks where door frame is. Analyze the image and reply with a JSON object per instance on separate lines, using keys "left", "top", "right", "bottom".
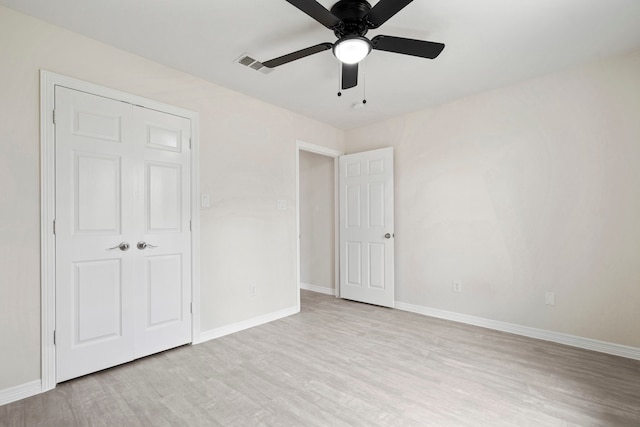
{"left": 295, "top": 140, "right": 343, "bottom": 310}
{"left": 39, "top": 71, "right": 201, "bottom": 391}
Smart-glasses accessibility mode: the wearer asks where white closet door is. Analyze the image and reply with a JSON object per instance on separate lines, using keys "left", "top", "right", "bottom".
{"left": 132, "top": 106, "right": 192, "bottom": 358}
{"left": 55, "top": 86, "right": 191, "bottom": 382}
{"left": 339, "top": 147, "right": 395, "bottom": 308}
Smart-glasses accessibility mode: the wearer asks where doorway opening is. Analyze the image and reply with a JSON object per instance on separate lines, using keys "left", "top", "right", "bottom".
{"left": 295, "top": 141, "right": 343, "bottom": 309}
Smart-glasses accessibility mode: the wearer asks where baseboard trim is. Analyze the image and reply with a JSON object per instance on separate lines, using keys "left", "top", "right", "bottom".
{"left": 0, "top": 380, "right": 42, "bottom": 407}
{"left": 394, "top": 301, "right": 640, "bottom": 361}
{"left": 300, "top": 282, "right": 336, "bottom": 296}
{"left": 194, "top": 305, "right": 299, "bottom": 344}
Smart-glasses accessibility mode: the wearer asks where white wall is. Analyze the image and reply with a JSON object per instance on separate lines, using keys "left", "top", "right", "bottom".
{"left": 0, "top": 6, "right": 344, "bottom": 391}
{"left": 345, "top": 49, "right": 640, "bottom": 348}
{"left": 299, "top": 151, "right": 335, "bottom": 292}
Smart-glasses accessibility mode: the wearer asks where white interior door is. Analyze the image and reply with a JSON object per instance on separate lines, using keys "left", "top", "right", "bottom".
{"left": 55, "top": 86, "right": 192, "bottom": 382}
{"left": 339, "top": 147, "right": 395, "bottom": 307}
{"left": 55, "top": 87, "right": 136, "bottom": 381}
{"left": 132, "top": 105, "right": 192, "bottom": 358}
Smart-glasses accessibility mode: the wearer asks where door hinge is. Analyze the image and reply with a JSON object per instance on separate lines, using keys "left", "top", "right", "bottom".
{"left": 52, "top": 110, "right": 56, "bottom": 125}
{"left": 190, "top": 302, "right": 193, "bottom": 314}
{"left": 53, "top": 220, "right": 56, "bottom": 235}
{"left": 189, "top": 220, "right": 192, "bottom": 231}
{"left": 189, "top": 138, "right": 192, "bottom": 149}
{"left": 53, "top": 330, "right": 56, "bottom": 345}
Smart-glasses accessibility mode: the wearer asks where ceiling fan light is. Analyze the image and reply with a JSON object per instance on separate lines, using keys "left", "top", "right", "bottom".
{"left": 333, "top": 36, "right": 371, "bottom": 64}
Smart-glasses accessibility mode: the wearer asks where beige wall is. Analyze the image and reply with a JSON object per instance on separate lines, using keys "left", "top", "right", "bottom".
{"left": 346, "top": 49, "right": 640, "bottom": 347}
{"left": 0, "top": 6, "right": 344, "bottom": 390}
{"left": 299, "top": 151, "right": 335, "bottom": 291}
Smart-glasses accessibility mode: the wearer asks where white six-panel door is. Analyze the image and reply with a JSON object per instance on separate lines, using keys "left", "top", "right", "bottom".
{"left": 339, "top": 147, "right": 395, "bottom": 307}
{"left": 132, "top": 105, "right": 192, "bottom": 359}
{"left": 55, "top": 86, "right": 192, "bottom": 382}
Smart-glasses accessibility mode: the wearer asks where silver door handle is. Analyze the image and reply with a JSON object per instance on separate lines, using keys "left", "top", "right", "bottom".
{"left": 384, "top": 233, "right": 392, "bottom": 239}
{"left": 108, "top": 242, "right": 130, "bottom": 251}
{"left": 137, "top": 241, "right": 158, "bottom": 250}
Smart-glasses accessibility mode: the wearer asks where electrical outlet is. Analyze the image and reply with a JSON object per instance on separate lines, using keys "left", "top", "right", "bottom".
{"left": 453, "top": 281, "right": 462, "bottom": 293}
{"left": 545, "top": 291, "right": 555, "bottom": 306}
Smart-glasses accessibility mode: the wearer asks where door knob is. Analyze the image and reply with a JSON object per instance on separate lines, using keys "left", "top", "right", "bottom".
{"left": 384, "top": 233, "right": 392, "bottom": 239}
{"left": 108, "top": 242, "right": 130, "bottom": 251}
{"left": 137, "top": 241, "right": 158, "bottom": 250}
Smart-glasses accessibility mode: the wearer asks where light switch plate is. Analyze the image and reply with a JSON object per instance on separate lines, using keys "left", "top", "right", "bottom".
{"left": 201, "top": 194, "right": 211, "bottom": 208}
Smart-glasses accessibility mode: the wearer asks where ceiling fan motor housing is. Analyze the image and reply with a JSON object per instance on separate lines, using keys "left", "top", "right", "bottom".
{"left": 330, "top": 0, "right": 372, "bottom": 37}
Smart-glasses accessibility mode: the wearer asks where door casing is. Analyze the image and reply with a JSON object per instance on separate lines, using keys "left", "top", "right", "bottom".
{"left": 40, "top": 71, "right": 201, "bottom": 391}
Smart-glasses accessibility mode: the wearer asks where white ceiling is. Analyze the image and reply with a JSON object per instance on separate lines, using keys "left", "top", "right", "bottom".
{"left": 3, "top": 0, "right": 640, "bottom": 129}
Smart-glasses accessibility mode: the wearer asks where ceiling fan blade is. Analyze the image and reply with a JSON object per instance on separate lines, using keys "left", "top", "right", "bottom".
{"left": 263, "top": 43, "right": 333, "bottom": 68}
{"left": 285, "top": 0, "right": 342, "bottom": 29}
{"left": 371, "top": 35, "right": 445, "bottom": 59}
{"left": 366, "top": 0, "right": 413, "bottom": 29}
{"left": 342, "top": 63, "right": 358, "bottom": 90}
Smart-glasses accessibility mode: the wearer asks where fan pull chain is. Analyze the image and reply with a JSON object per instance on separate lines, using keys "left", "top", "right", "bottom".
{"left": 337, "top": 61, "right": 342, "bottom": 97}
{"left": 362, "top": 59, "right": 367, "bottom": 105}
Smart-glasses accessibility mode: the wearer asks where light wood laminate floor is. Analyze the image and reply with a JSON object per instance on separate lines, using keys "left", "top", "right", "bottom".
{"left": 2, "top": 290, "right": 640, "bottom": 426}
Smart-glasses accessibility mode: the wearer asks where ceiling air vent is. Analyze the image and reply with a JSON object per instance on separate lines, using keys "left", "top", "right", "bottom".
{"left": 235, "top": 53, "right": 273, "bottom": 74}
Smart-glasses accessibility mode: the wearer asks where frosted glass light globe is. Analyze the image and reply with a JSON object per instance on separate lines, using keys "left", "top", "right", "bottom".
{"left": 333, "top": 36, "right": 371, "bottom": 64}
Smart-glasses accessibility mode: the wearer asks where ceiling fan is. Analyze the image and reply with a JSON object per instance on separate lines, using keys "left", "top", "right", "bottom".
{"left": 261, "top": 0, "right": 445, "bottom": 91}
